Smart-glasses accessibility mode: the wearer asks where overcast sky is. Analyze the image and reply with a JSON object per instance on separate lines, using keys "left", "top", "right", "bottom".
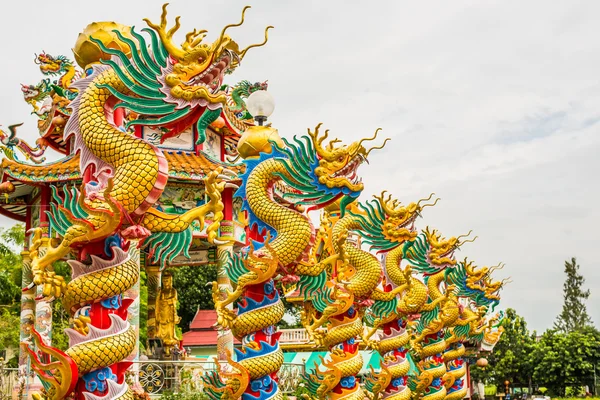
{"left": 1, "top": 0, "right": 598, "bottom": 332}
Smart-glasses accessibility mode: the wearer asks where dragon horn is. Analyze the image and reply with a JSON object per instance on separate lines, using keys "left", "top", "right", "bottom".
{"left": 374, "top": 191, "right": 396, "bottom": 217}
{"left": 307, "top": 123, "right": 333, "bottom": 159}
{"left": 144, "top": 4, "right": 187, "bottom": 60}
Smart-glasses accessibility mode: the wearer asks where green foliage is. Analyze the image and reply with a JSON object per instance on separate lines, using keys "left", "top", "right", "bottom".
{"left": 471, "top": 307, "right": 600, "bottom": 397}
{"left": 276, "top": 281, "right": 301, "bottom": 328}
{"left": 484, "top": 385, "right": 497, "bottom": 396}
{"left": 530, "top": 327, "right": 600, "bottom": 396}
{"left": 554, "top": 257, "right": 593, "bottom": 332}
{"left": 470, "top": 308, "right": 536, "bottom": 388}
{"left": 0, "top": 224, "right": 25, "bottom": 366}
{"left": 291, "top": 379, "right": 311, "bottom": 398}
{"left": 0, "top": 308, "right": 20, "bottom": 350}
{"left": 172, "top": 264, "right": 218, "bottom": 331}
{"left": 139, "top": 268, "right": 148, "bottom": 354}
{"left": 50, "top": 260, "right": 71, "bottom": 351}
{"left": 0, "top": 225, "right": 24, "bottom": 367}
{"left": 159, "top": 391, "right": 209, "bottom": 400}
{"left": 0, "top": 225, "right": 24, "bottom": 309}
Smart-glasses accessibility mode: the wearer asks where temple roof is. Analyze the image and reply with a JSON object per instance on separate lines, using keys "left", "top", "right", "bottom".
{"left": 182, "top": 309, "right": 240, "bottom": 347}
{"left": 0, "top": 151, "right": 243, "bottom": 184}
{"left": 0, "top": 151, "right": 244, "bottom": 221}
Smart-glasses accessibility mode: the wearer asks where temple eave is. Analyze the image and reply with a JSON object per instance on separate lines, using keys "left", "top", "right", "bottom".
{"left": 0, "top": 151, "right": 244, "bottom": 184}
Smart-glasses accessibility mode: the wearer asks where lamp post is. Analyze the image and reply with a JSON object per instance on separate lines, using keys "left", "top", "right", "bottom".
{"left": 246, "top": 89, "right": 275, "bottom": 126}
{"left": 236, "top": 89, "right": 283, "bottom": 161}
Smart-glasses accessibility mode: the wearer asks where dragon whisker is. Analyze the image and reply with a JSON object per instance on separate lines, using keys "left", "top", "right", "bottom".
{"left": 239, "top": 25, "right": 274, "bottom": 59}
{"left": 364, "top": 137, "right": 390, "bottom": 157}
{"left": 456, "top": 230, "right": 473, "bottom": 241}
{"left": 215, "top": 5, "right": 251, "bottom": 54}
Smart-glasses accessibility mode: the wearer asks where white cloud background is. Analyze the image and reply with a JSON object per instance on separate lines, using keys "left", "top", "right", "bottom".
{"left": 0, "top": 0, "right": 598, "bottom": 332}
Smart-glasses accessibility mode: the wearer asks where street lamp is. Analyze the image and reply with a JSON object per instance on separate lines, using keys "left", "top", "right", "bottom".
{"left": 246, "top": 90, "right": 275, "bottom": 126}
{"left": 237, "top": 90, "right": 283, "bottom": 159}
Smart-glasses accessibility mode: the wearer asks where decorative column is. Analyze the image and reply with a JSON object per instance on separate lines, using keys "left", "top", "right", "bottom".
{"left": 125, "top": 241, "right": 142, "bottom": 388}
{"left": 16, "top": 250, "right": 35, "bottom": 399}
{"left": 17, "top": 237, "right": 53, "bottom": 398}
{"left": 33, "top": 186, "right": 53, "bottom": 348}
{"left": 125, "top": 241, "right": 141, "bottom": 359}
{"left": 216, "top": 242, "right": 234, "bottom": 362}
{"left": 33, "top": 238, "right": 54, "bottom": 347}
{"left": 216, "top": 186, "right": 236, "bottom": 363}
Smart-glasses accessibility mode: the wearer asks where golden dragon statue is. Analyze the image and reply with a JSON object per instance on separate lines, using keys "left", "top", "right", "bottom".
{"left": 440, "top": 259, "right": 507, "bottom": 400}
{"left": 353, "top": 192, "right": 438, "bottom": 400}
{"left": 402, "top": 228, "right": 475, "bottom": 400}
{"left": 208, "top": 123, "right": 387, "bottom": 399}
{"left": 0, "top": 123, "right": 48, "bottom": 164}
{"left": 301, "top": 190, "right": 435, "bottom": 400}
{"left": 21, "top": 5, "right": 273, "bottom": 399}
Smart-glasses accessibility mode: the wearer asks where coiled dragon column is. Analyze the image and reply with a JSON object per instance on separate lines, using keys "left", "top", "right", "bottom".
{"left": 207, "top": 124, "right": 386, "bottom": 399}
{"left": 355, "top": 193, "right": 437, "bottom": 400}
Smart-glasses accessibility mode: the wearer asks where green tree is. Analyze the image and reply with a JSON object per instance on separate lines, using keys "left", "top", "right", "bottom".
{"left": 531, "top": 328, "right": 600, "bottom": 395}
{"left": 0, "top": 308, "right": 20, "bottom": 359}
{"left": 171, "top": 264, "right": 301, "bottom": 332}
{"left": 172, "top": 264, "right": 218, "bottom": 331}
{"left": 50, "top": 260, "right": 72, "bottom": 351}
{"left": 554, "top": 257, "right": 592, "bottom": 332}
{"left": 0, "top": 225, "right": 25, "bottom": 309}
{"left": 470, "top": 308, "right": 536, "bottom": 390}
{"left": 139, "top": 268, "right": 148, "bottom": 353}
{"left": 0, "top": 224, "right": 25, "bottom": 366}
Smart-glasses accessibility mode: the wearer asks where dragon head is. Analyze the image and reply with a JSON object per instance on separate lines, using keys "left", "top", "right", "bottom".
{"left": 483, "top": 275, "right": 510, "bottom": 301}
{"left": 21, "top": 79, "right": 51, "bottom": 102}
{"left": 145, "top": 4, "right": 272, "bottom": 107}
{"left": 256, "top": 123, "right": 388, "bottom": 219}
{"left": 424, "top": 228, "right": 476, "bottom": 269}
{"left": 353, "top": 192, "right": 439, "bottom": 252}
{"left": 34, "top": 52, "right": 72, "bottom": 75}
{"left": 308, "top": 124, "right": 389, "bottom": 210}
{"left": 382, "top": 192, "right": 439, "bottom": 243}
{"left": 21, "top": 84, "right": 40, "bottom": 101}
{"left": 244, "top": 80, "right": 269, "bottom": 95}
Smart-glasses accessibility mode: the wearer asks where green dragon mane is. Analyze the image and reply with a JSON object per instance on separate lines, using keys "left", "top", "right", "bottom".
{"left": 402, "top": 233, "right": 434, "bottom": 277}
{"left": 350, "top": 199, "right": 397, "bottom": 252}
{"left": 445, "top": 261, "right": 499, "bottom": 310}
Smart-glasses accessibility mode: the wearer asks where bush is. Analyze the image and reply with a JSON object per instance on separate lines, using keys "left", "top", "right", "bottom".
{"left": 159, "top": 391, "right": 210, "bottom": 400}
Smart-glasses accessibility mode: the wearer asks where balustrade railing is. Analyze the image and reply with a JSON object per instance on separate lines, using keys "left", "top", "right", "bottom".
{"left": 130, "top": 359, "right": 305, "bottom": 396}
{"left": 280, "top": 328, "right": 311, "bottom": 343}
{"left": 0, "top": 367, "right": 19, "bottom": 400}
{"left": 279, "top": 327, "right": 381, "bottom": 345}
